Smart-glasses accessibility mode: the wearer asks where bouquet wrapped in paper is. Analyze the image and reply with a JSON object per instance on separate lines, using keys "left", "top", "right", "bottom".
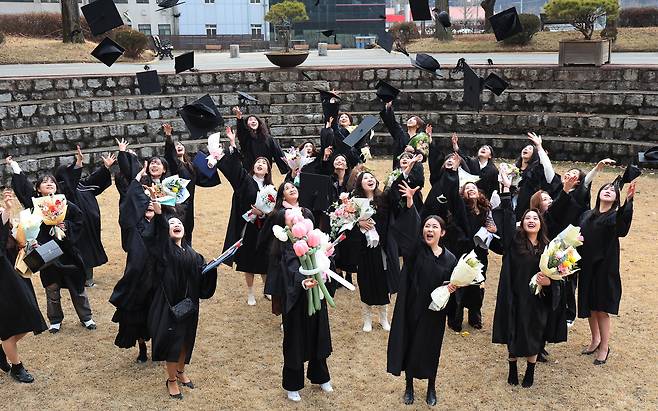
{"left": 529, "top": 224, "right": 584, "bottom": 295}
{"left": 327, "top": 192, "right": 361, "bottom": 239}
{"left": 429, "top": 251, "right": 485, "bottom": 311}
{"left": 32, "top": 194, "right": 67, "bottom": 240}
{"left": 272, "top": 208, "right": 354, "bottom": 316}
{"left": 13, "top": 209, "right": 43, "bottom": 277}
{"left": 242, "top": 184, "right": 277, "bottom": 223}
{"left": 282, "top": 147, "right": 315, "bottom": 172}
{"left": 384, "top": 169, "right": 403, "bottom": 190}
{"left": 353, "top": 197, "right": 378, "bottom": 248}
{"left": 498, "top": 163, "right": 521, "bottom": 187}
{"left": 205, "top": 132, "right": 223, "bottom": 168}
{"left": 156, "top": 175, "right": 191, "bottom": 206}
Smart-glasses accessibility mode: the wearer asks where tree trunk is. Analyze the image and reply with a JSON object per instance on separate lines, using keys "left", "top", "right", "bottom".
{"left": 434, "top": 0, "right": 452, "bottom": 42}
{"left": 481, "top": 0, "right": 496, "bottom": 33}
{"left": 61, "top": 0, "right": 84, "bottom": 44}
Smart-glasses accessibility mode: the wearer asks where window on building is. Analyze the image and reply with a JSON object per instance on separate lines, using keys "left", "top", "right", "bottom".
{"left": 205, "top": 0, "right": 215, "bottom": 3}
{"left": 158, "top": 24, "right": 172, "bottom": 36}
{"left": 113, "top": 0, "right": 128, "bottom": 4}
{"left": 205, "top": 24, "right": 217, "bottom": 37}
{"left": 251, "top": 24, "right": 262, "bottom": 37}
{"left": 138, "top": 24, "right": 152, "bottom": 35}
{"left": 136, "top": 0, "right": 149, "bottom": 3}
{"left": 250, "top": 0, "right": 261, "bottom": 3}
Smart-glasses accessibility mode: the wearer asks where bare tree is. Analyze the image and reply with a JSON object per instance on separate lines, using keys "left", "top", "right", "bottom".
{"left": 481, "top": 0, "right": 496, "bottom": 33}
{"left": 61, "top": 0, "right": 84, "bottom": 43}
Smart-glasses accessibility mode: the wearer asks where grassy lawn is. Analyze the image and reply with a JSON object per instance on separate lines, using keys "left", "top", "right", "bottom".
{"left": 409, "top": 27, "right": 658, "bottom": 53}
{"left": 0, "top": 36, "right": 155, "bottom": 64}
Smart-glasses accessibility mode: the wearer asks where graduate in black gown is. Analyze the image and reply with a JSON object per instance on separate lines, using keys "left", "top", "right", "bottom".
{"left": 147, "top": 213, "right": 218, "bottom": 400}
{"left": 109, "top": 165, "right": 161, "bottom": 363}
{"left": 319, "top": 95, "right": 369, "bottom": 168}
{"left": 492, "top": 172, "right": 555, "bottom": 388}
{"left": 267, "top": 207, "right": 333, "bottom": 402}
{"left": 386, "top": 152, "right": 425, "bottom": 214}
{"left": 219, "top": 126, "right": 275, "bottom": 306}
{"left": 6, "top": 156, "right": 96, "bottom": 333}
{"left": 451, "top": 133, "right": 499, "bottom": 199}
{"left": 513, "top": 133, "right": 547, "bottom": 221}
{"left": 578, "top": 180, "right": 635, "bottom": 365}
{"left": 231, "top": 106, "right": 289, "bottom": 174}
{"left": 163, "top": 123, "right": 221, "bottom": 245}
{"left": 0, "top": 189, "right": 47, "bottom": 383}
{"left": 54, "top": 145, "right": 114, "bottom": 287}
{"left": 380, "top": 101, "right": 429, "bottom": 169}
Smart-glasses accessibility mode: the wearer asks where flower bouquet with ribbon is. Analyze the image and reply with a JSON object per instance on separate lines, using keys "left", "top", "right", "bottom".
{"left": 242, "top": 184, "right": 277, "bottom": 223}
{"left": 13, "top": 209, "right": 43, "bottom": 277}
{"left": 498, "top": 163, "right": 521, "bottom": 187}
{"left": 205, "top": 132, "right": 223, "bottom": 168}
{"left": 32, "top": 194, "right": 67, "bottom": 241}
{"left": 429, "top": 250, "right": 485, "bottom": 311}
{"left": 272, "top": 208, "right": 354, "bottom": 316}
{"left": 384, "top": 169, "right": 403, "bottom": 190}
{"left": 282, "top": 147, "right": 315, "bottom": 172}
{"left": 156, "top": 175, "right": 191, "bottom": 206}
{"left": 529, "top": 224, "right": 584, "bottom": 295}
{"left": 352, "top": 197, "right": 378, "bottom": 248}
{"left": 327, "top": 192, "right": 362, "bottom": 240}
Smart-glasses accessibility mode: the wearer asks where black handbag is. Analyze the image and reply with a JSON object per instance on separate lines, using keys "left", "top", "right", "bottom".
{"left": 163, "top": 282, "right": 198, "bottom": 322}
{"left": 23, "top": 240, "right": 64, "bottom": 273}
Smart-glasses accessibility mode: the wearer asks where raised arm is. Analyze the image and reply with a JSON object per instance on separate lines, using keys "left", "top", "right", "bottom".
{"left": 528, "top": 132, "right": 555, "bottom": 184}
{"left": 163, "top": 124, "right": 180, "bottom": 176}
{"left": 616, "top": 182, "right": 635, "bottom": 238}
{"left": 6, "top": 156, "right": 36, "bottom": 208}
{"left": 380, "top": 102, "right": 409, "bottom": 159}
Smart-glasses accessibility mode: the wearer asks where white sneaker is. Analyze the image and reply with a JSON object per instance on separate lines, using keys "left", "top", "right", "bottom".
{"left": 287, "top": 391, "right": 301, "bottom": 402}
{"left": 567, "top": 320, "right": 574, "bottom": 329}
{"left": 379, "top": 306, "right": 391, "bottom": 332}
{"left": 49, "top": 323, "right": 61, "bottom": 334}
{"left": 320, "top": 382, "right": 333, "bottom": 393}
{"left": 264, "top": 293, "right": 272, "bottom": 301}
{"left": 362, "top": 304, "right": 372, "bottom": 332}
{"left": 247, "top": 294, "right": 256, "bottom": 306}
{"left": 83, "top": 319, "right": 97, "bottom": 330}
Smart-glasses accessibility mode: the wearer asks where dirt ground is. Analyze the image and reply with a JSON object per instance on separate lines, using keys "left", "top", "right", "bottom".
{"left": 2, "top": 158, "right": 657, "bottom": 410}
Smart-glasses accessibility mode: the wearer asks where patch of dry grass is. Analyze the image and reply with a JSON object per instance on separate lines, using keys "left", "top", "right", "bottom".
{"left": 0, "top": 36, "right": 155, "bottom": 64}
{"left": 410, "top": 27, "right": 658, "bottom": 53}
{"left": 1, "top": 158, "right": 657, "bottom": 410}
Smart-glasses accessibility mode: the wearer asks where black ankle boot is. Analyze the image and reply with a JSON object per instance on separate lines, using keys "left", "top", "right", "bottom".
{"left": 136, "top": 341, "right": 148, "bottom": 363}
{"left": 426, "top": 378, "right": 437, "bottom": 406}
{"left": 522, "top": 362, "right": 536, "bottom": 388}
{"left": 0, "top": 347, "right": 10, "bottom": 373}
{"left": 403, "top": 377, "right": 414, "bottom": 405}
{"left": 10, "top": 362, "right": 34, "bottom": 383}
{"left": 507, "top": 360, "right": 519, "bottom": 386}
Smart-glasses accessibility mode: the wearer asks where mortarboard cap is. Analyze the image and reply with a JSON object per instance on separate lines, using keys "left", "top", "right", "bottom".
{"left": 341, "top": 115, "right": 380, "bottom": 148}
{"left": 410, "top": 0, "right": 432, "bottom": 21}
{"left": 375, "top": 80, "right": 400, "bottom": 103}
{"left": 463, "top": 62, "right": 484, "bottom": 111}
{"left": 81, "top": 0, "right": 124, "bottom": 36}
{"left": 91, "top": 37, "right": 125, "bottom": 67}
{"left": 314, "top": 87, "right": 341, "bottom": 102}
{"left": 638, "top": 145, "right": 658, "bottom": 163}
{"left": 436, "top": 10, "right": 451, "bottom": 28}
{"left": 489, "top": 7, "right": 524, "bottom": 42}
{"left": 411, "top": 53, "right": 442, "bottom": 76}
{"left": 376, "top": 30, "right": 394, "bottom": 53}
{"left": 178, "top": 94, "right": 224, "bottom": 138}
{"left": 482, "top": 73, "right": 509, "bottom": 96}
{"left": 621, "top": 164, "right": 641, "bottom": 186}
{"left": 321, "top": 30, "right": 335, "bottom": 37}
{"left": 157, "top": 0, "right": 186, "bottom": 11}
{"left": 136, "top": 70, "right": 162, "bottom": 95}
{"left": 175, "top": 51, "right": 195, "bottom": 74}
{"left": 192, "top": 151, "right": 217, "bottom": 179}
{"left": 299, "top": 172, "right": 332, "bottom": 212}
{"left": 237, "top": 91, "right": 258, "bottom": 102}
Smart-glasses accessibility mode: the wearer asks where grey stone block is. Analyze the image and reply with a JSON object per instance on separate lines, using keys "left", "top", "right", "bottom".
{"left": 36, "top": 130, "right": 51, "bottom": 144}
{"left": 0, "top": 93, "right": 11, "bottom": 103}
{"left": 87, "top": 79, "right": 102, "bottom": 89}
{"left": 92, "top": 100, "right": 113, "bottom": 113}
{"left": 34, "top": 79, "right": 53, "bottom": 91}
{"left": 20, "top": 105, "right": 38, "bottom": 117}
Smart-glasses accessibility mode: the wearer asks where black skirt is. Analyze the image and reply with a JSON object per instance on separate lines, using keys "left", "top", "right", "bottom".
{"left": 357, "top": 245, "right": 390, "bottom": 306}
{"left": 235, "top": 222, "right": 268, "bottom": 275}
{"left": 0, "top": 258, "right": 47, "bottom": 341}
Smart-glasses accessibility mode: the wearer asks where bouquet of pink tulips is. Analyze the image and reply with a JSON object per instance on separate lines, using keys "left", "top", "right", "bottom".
{"left": 273, "top": 208, "right": 352, "bottom": 316}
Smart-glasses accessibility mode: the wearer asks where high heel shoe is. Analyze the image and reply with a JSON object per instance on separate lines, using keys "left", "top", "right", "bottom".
{"left": 177, "top": 370, "right": 195, "bottom": 389}
{"left": 593, "top": 348, "right": 610, "bottom": 365}
{"left": 166, "top": 379, "right": 183, "bottom": 399}
{"left": 581, "top": 343, "right": 600, "bottom": 355}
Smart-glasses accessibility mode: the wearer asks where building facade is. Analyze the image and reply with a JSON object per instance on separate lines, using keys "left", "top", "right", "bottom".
{"left": 177, "top": 0, "right": 270, "bottom": 40}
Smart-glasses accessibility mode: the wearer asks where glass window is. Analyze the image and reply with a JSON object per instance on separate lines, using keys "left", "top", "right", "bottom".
{"left": 250, "top": 0, "right": 261, "bottom": 3}
{"left": 136, "top": 0, "right": 149, "bottom": 3}
{"left": 138, "top": 24, "right": 152, "bottom": 35}
{"left": 205, "top": 0, "right": 215, "bottom": 3}
{"left": 158, "top": 24, "right": 172, "bottom": 36}
{"left": 206, "top": 24, "right": 217, "bottom": 37}
{"left": 251, "top": 24, "right": 262, "bottom": 37}
{"left": 113, "top": 0, "right": 128, "bottom": 4}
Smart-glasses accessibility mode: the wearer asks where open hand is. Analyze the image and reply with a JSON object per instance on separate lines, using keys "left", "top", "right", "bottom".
{"left": 75, "top": 145, "right": 84, "bottom": 166}
{"left": 596, "top": 158, "right": 615, "bottom": 172}
{"left": 325, "top": 116, "right": 334, "bottom": 129}
{"left": 102, "top": 153, "right": 117, "bottom": 169}
{"left": 323, "top": 146, "right": 333, "bottom": 161}
{"left": 527, "top": 132, "right": 542, "bottom": 148}
{"left": 451, "top": 132, "right": 459, "bottom": 151}
{"left": 115, "top": 138, "right": 129, "bottom": 152}
{"left": 232, "top": 106, "right": 242, "bottom": 119}
{"left": 562, "top": 173, "right": 579, "bottom": 193}
{"left": 398, "top": 180, "right": 420, "bottom": 208}
{"left": 425, "top": 123, "right": 433, "bottom": 136}
{"left": 225, "top": 126, "right": 236, "bottom": 147}
{"left": 162, "top": 123, "right": 173, "bottom": 136}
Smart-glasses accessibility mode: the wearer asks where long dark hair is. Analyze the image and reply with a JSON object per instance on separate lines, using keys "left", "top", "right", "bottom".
{"left": 250, "top": 156, "right": 273, "bottom": 186}
{"left": 461, "top": 182, "right": 491, "bottom": 224}
{"left": 297, "top": 140, "right": 319, "bottom": 157}
{"left": 590, "top": 183, "right": 620, "bottom": 217}
{"left": 246, "top": 115, "right": 270, "bottom": 138}
{"left": 274, "top": 181, "right": 297, "bottom": 209}
{"left": 35, "top": 174, "right": 59, "bottom": 196}
{"left": 514, "top": 145, "right": 539, "bottom": 170}
{"left": 423, "top": 214, "right": 447, "bottom": 231}
{"left": 352, "top": 170, "right": 387, "bottom": 210}
{"left": 514, "top": 209, "right": 549, "bottom": 255}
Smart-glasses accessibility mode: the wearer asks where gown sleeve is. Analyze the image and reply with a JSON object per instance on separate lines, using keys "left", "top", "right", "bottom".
{"left": 58, "top": 163, "right": 82, "bottom": 199}
{"left": 615, "top": 199, "right": 634, "bottom": 237}
{"left": 380, "top": 106, "right": 409, "bottom": 164}
{"left": 119, "top": 180, "right": 151, "bottom": 230}
{"left": 197, "top": 252, "right": 218, "bottom": 300}
{"left": 236, "top": 118, "right": 250, "bottom": 151}
{"left": 62, "top": 202, "right": 84, "bottom": 244}
{"left": 392, "top": 205, "right": 421, "bottom": 260}
{"left": 489, "top": 193, "right": 515, "bottom": 255}
{"left": 269, "top": 137, "right": 290, "bottom": 175}
{"left": 80, "top": 166, "right": 112, "bottom": 196}
{"left": 217, "top": 150, "right": 250, "bottom": 192}
{"left": 10, "top": 171, "right": 37, "bottom": 209}
{"left": 428, "top": 141, "right": 445, "bottom": 186}
{"left": 118, "top": 151, "right": 141, "bottom": 181}
{"left": 164, "top": 136, "right": 180, "bottom": 176}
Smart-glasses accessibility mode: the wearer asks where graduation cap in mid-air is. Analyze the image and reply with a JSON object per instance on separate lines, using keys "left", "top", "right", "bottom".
{"left": 81, "top": 0, "right": 124, "bottom": 36}
{"left": 156, "top": 0, "right": 186, "bottom": 11}
{"left": 411, "top": 53, "right": 442, "bottom": 77}
{"left": 91, "top": 37, "right": 125, "bottom": 67}
{"left": 136, "top": 70, "right": 162, "bottom": 95}
{"left": 434, "top": 9, "right": 451, "bottom": 28}
{"left": 314, "top": 87, "right": 341, "bottom": 102}
{"left": 482, "top": 73, "right": 509, "bottom": 96}
{"left": 193, "top": 151, "right": 217, "bottom": 179}
{"left": 376, "top": 30, "right": 395, "bottom": 53}
{"left": 612, "top": 164, "right": 642, "bottom": 190}
{"left": 463, "top": 62, "right": 484, "bottom": 111}
{"left": 178, "top": 94, "right": 224, "bottom": 138}
{"left": 638, "top": 146, "right": 658, "bottom": 164}
{"left": 410, "top": 0, "right": 432, "bottom": 21}
{"left": 489, "top": 7, "right": 524, "bottom": 42}
{"left": 321, "top": 29, "right": 335, "bottom": 37}
{"left": 299, "top": 173, "right": 332, "bottom": 212}
{"left": 375, "top": 80, "right": 400, "bottom": 103}
{"left": 175, "top": 51, "right": 195, "bottom": 74}
{"left": 237, "top": 91, "right": 258, "bottom": 103}
{"left": 341, "top": 115, "right": 380, "bottom": 148}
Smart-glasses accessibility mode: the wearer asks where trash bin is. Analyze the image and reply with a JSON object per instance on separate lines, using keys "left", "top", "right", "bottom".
{"left": 318, "top": 42, "right": 328, "bottom": 56}
{"left": 354, "top": 36, "right": 376, "bottom": 49}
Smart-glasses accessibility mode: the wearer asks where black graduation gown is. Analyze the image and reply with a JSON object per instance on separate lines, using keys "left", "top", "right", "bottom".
{"left": 322, "top": 165, "right": 358, "bottom": 272}
{"left": 577, "top": 200, "right": 633, "bottom": 317}
{"left": 457, "top": 151, "right": 499, "bottom": 200}
{"left": 319, "top": 99, "right": 364, "bottom": 168}
{"left": 388, "top": 163, "right": 425, "bottom": 214}
{"left": 148, "top": 215, "right": 218, "bottom": 364}
{"left": 387, "top": 208, "right": 457, "bottom": 379}
{"left": 0, "top": 221, "right": 47, "bottom": 341}
{"left": 217, "top": 149, "right": 268, "bottom": 274}
{"left": 164, "top": 138, "right": 221, "bottom": 245}
{"left": 380, "top": 106, "right": 410, "bottom": 170}
{"left": 10, "top": 172, "right": 87, "bottom": 292}
{"left": 55, "top": 163, "right": 111, "bottom": 269}
{"left": 109, "top": 180, "right": 157, "bottom": 348}
{"left": 515, "top": 160, "right": 545, "bottom": 221}
{"left": 274, "top": 242, "right": 332, "bottom": 372}
{"left": 236, "top": 118, "right": 289, "bottom": 174}
{"left": 492, "top": 194, "right": 555, "bottom": 358}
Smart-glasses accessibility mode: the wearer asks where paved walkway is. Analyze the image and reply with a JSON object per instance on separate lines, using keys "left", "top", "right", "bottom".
{"left": 1, "top": 49, "right": 658, "bottom": 78}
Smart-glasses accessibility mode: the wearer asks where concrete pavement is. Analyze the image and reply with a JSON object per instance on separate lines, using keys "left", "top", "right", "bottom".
{"left": 1, "top": 48, "right": 657, "bottom": 78}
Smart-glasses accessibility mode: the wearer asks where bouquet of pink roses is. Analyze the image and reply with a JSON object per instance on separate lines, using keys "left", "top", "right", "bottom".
{"left": 327, "top": 192, "right": 362, "bottom": 240}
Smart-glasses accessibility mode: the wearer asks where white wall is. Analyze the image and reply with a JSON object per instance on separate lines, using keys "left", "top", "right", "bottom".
{"left": 178, "top": 0, "right": 269, "bottom": 38}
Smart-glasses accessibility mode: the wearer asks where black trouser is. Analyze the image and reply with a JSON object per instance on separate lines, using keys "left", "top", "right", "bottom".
{"left": 565, "top": 275, "right": 577, "bottom": 322}
{"left": 85, "top": 267, "right": 94, "bottom": 283}
{"left": 282, "top": 358, "right": 330, "bottom": 391}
